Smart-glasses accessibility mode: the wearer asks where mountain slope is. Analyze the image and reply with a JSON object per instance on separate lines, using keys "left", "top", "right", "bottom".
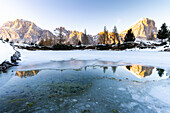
{"left": 0, "top": 19, "right": 56, "bottom": 43}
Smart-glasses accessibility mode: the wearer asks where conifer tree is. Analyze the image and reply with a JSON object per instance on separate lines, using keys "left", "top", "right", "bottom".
{"left": 157, "top": 23, "right": 169, "bottom": 42}
{"left": 48, "top": 36, "right": 52, "bottom": 46}
{"left": 39, "top": 38, "right": 44, "bottom": 46}
{"left": 58, "top": 27, "right": 64, "bottom": 44}
{"left": 168, "top": 30, "right": 170, "bottom": 42}
{"left": 103, "top": 26, "right": 109, "bottom": 44}
{"left": 98, "top": 35, "right": 104, "bottom": 44}
{"left": 78, "top": 40, "right": 81, "bottom": 45}
{"left": 53, "top": 36, "right": 56, "bottom": 45}
{"left": 5, "top": 38, "right": 9, "bottom": 42}
{"left": 112, "top": 26, "right": 119, "bottom": 44}
{"left": 82, "top": 29, "right": 89, "bottom": 45}
{"left": 45, "top": 35, "right": 48, "bottom": 46}
{"left": 124, "top": 29, "right": 135, "bottom": 42}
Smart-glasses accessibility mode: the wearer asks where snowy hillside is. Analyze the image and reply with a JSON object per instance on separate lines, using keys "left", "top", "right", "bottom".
{"left": 0, "top": 40, "right": 15, "bottom": 63}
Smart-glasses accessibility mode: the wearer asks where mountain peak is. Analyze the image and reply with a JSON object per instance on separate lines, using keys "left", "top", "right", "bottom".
{"left": 142, "top": 17, "right": 150, "bottom": 20}
{"left": 0, "top": 19, "right": 55, "bottom": 43}
{"left": 121, "top": 17, "right": 157, "bottom": 40}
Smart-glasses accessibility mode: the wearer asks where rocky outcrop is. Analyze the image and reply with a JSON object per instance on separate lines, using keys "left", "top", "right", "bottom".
{"left": 0, "top": 40, "right": 21, "bottom": 71}
{"left": 0, "top": 19, "right": 56, "bottom": 43}
{"left": 120, "top": 18, "right": 157, "bottom": 40}
{"left": 0, "top": 51, "right": 21, "bottom": 71}
{"left": 11, "top": 51, "right": 21, "bottom": 63}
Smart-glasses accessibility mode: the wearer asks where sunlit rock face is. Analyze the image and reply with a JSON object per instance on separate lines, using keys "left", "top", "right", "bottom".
{"left": 15, "top": 70, "right": 39, "bottom": 78}
{"left": 125, "top": 65, "right": 154, "bottom": 78}
{"left": 54, "top": 27, "right": 93, "bottom": 45}
{"left": 0, "top": 19, "right": 55, "bottom": 43}
{"left": 120, "top": 17, "right": 157, "bottom": 40}
{"left": 68, "top": 31, "right": 83, "bottom": 45}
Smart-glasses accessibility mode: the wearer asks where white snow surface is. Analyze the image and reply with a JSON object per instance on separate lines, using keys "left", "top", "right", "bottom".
{"left": 0, "top": 41, "right": 15, "bottom": 63}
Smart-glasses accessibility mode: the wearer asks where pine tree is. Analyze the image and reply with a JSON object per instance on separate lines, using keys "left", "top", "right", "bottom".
{"left": 82, "top": 29, "right": 89, "bottom": 45}
{"left": 103, "top": 26, "right": 109, "bottom": 44}
{"left": 5, "top": 38, "right": 9, "bottom": 42}
{"left": 112, "top": 26, "right": 119, "bottom": 44}
{"left": 39, "top": 38, "right": 44, "bottom": 46}
{"left": 58, "top": 27, "right": 64, "bottom": 44}
{"left": 45, "top": 35, "right": 48, "bottom": 46}
{"left": 157, "top": 23, "right": 169, "bottom": 42}
{"left": 124, "top": 29, "right": 135, "bottom": 42}
{"left": 98, "top": 35, "right": 104, "bottom": 44}
{"left": 48, "top": 36, "right": 52, "bottom": 46}
{"left": 78, "top": 40, "right": 81, "bottom": 45}
{"left": 168, "top": 30, "right": 170, "bottom": 42}
{"left": 53, "top": 36, "right": 56, "bottom": 45}
{"left": 23, "top": 40, "right": 26, "bottom": 44}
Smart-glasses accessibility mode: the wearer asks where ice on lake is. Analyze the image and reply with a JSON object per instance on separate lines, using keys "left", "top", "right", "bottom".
{"left": 0, "top": 60, "right": 170, "bottom": 113}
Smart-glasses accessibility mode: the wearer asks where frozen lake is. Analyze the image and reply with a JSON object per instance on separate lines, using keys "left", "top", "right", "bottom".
{"left": 0, "top": 50, "right": 170, "bottom": 113}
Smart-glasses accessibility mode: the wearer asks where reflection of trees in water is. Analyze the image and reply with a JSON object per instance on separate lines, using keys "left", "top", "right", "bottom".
{"left": 126, "top": 66, "right": 132, "bottom": 70}
{"left": 103, "top": 67, "right": 108, "bottom": 73}
{"left": 157, "top": 68, "right": 164, "bottom": 77}
{"left": 84, "top": 66, "right": 117, "bottom": 74}
{"left": 84, "top": 66, "right": 87, "bottom": 71}
{"left": 111, "top": 66, "right": 117, "bottom": 73}
{"left": 15, "top": 70, "right": 39, "bottom": 78}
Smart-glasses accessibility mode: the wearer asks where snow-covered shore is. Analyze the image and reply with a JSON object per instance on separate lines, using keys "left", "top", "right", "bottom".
{"left": 0, "top": 40, "right": 15, "bottom": 63}
{"left": 0, "top": 40, "right": 21, "bottom": 71}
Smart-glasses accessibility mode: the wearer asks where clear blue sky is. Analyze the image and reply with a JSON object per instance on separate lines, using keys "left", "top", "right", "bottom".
{"left": 0, "top": 0, "right": 170, "bottom": 35}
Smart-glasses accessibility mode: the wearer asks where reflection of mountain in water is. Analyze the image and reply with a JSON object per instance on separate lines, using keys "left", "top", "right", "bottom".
{"left": 125, "top": 65, "right": 154, "bottom": 78}
{"left": 15, "top": 70, "right": 40, "bottom": 78}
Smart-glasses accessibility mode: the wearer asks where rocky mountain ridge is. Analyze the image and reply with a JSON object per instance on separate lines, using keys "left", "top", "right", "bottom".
{"left": 0, "top": 18, "right": 158, "bottom": 45}
{"left": 0, "top": 19, "right": 55, "bottom": 43}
